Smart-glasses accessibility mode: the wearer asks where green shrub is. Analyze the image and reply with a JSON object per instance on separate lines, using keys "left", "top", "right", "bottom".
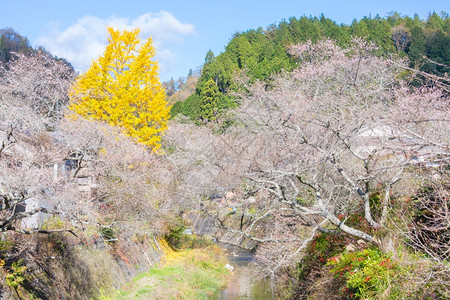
{"left": 166, "top": 225, "right": 213, "bottom": 250}
{"left": 41, "top": 216, "right": 66, "bottom": 230}
{"left": 165, "top": 225, "right": 185, "bottom": 249}
{"left": 5, "top": 259, "right": 27, "bottom": 289}
{"left": 0, "top": 239, "right": 13, "bottom": 257}
{"left": 327, "top": 248, "right": 403, "bottom": 299}
{"left": 100, "top": 226, "right": 116, "bottom": 244}
{"left": 304, "top": 233, "right": 347, "bottom": 267}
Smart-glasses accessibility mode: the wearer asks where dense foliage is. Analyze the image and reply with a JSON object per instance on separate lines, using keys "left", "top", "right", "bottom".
{"left": 0, "top": 28, "right": 34, "bottom": 64}
{"left": 199, "top": 12, "right": 449, "bottom": 90}
{"left": 69, "top": 27, "right": 171, "bottom": 150}
{"left": 171, "top": 12, "right": 449, "bottom": 123}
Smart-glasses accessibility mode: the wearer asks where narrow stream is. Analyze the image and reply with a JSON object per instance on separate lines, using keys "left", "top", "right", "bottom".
{"left": 208, "top": 243, "right": 275, "bottom": 300}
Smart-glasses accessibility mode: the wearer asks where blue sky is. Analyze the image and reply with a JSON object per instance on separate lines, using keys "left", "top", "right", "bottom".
{"left": 1, "top": 0, "right": 448, "bottom": 81}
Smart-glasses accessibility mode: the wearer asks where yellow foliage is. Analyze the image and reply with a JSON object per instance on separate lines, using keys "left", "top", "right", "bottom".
{"left": 99, "top": 148, "right": 107, "bottom": 156}
{"left": 158, "top": 238, "right": 181, "bottom": 264}
{"left": 69, "top": 27, "right": 171, "bottom": 151}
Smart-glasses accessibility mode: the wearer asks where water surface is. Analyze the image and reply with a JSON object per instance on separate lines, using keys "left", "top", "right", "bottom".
{"left": 208, "top": 243, "right": 274, "bottom": 300}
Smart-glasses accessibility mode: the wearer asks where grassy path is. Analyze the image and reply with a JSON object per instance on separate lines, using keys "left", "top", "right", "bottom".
{"left": 108, "top": 241, "right": 231, "bottom": 300}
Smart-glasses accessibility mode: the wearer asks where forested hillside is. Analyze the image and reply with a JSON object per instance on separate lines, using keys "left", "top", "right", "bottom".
{"left": 172, "top": 12, "right": 449, "bottom": 123}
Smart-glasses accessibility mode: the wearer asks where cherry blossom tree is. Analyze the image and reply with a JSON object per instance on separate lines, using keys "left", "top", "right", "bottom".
{"left": 164, "top": 39, "right": 449, "bottom": 277}
{"left": 0, "top": 51, "right": 75, "bottom": 234}
{"left": 0, "top": 50, "right": 76, "bottom": 123}
{"left": 238, "top": 38, "right": 447, "bottom": 267}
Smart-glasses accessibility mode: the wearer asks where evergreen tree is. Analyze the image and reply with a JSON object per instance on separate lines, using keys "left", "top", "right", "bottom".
{"left": 200, "top": 78, "right": 219, "bottom": 122}
{"left": 426, "top": 12, "right": 444, "bottom": 31}
{"left": 408, "top": 26, "right": 426, "bottom": 65}
{"left": 204, "top": 49, "right": 215, "bottom": 64}
{"left": 0, "top": 28, "right": 34, "bottom": 64}
{"left": 425, "top": 30, "right": 450, "bottom": 75}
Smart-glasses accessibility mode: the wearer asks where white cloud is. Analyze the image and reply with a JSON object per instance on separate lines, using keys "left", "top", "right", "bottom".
{"left": 36, "top": 11, "right": 195, "bottom": 76}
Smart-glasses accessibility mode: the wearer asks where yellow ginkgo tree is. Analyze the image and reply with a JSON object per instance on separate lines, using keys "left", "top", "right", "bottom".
{"left": 69, "top": 27, "right": 171, "bottom": 150}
